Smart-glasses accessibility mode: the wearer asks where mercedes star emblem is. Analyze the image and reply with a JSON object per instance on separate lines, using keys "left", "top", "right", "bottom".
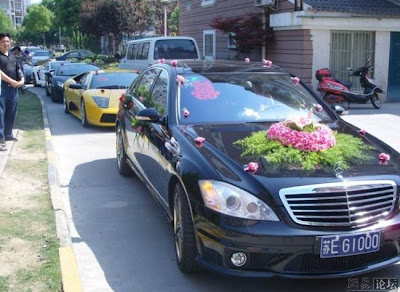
{"left": 333, "top": 161, "right": 344, "bottom": 178}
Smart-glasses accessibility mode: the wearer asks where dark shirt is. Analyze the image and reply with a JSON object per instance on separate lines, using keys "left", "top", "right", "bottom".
{"left": 0, "top": 51, "right": 22, "bottom": 81}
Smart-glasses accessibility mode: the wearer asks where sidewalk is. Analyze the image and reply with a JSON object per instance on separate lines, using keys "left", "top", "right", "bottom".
{"left": 0, "top": 130, "right": 18, "bottom": 179}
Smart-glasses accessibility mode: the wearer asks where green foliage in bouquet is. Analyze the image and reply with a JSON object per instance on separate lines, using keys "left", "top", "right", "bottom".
{"left": 234, "top": 131, "right": 373, "bottom": 170}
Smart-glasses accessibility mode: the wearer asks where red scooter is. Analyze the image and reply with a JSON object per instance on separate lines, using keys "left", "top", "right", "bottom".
{"left": 315, "top": 59, "right": 383, "bottom": 109}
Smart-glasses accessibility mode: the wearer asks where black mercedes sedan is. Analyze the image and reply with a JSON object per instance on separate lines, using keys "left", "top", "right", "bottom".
{"left": 49, "top": 63, "right": 100, "bottom": 103}
{"left": 116, "top": 60, "right": 400, "bottom": 278}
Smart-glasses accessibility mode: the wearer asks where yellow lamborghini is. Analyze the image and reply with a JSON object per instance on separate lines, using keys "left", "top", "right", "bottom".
{"left": 63, "top": 70, "right": 138, "bottom": 127}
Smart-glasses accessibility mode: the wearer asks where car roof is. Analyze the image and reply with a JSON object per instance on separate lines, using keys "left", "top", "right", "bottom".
{"left": 126, "top": 36, "right": 196, "bottom": 44}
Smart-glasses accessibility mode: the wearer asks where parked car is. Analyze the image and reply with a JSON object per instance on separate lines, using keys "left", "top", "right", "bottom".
{"left": 63, "top": 70, "right": 138, "bottom": 127}
{"left": 49, "top": 63, "right": 100, "bottom": 102}
{"left": 32, "top": 60, "right": 70, "bottom": 91}
{"left": 116, "top": 60, "right": 400, "bottom": 278}
{"left": 55, "top": 50, "right": 101, "bottom": 61}
{"left": 31, "top": 50, "right": 52, "bottom": 65}
{"left": 23, "top": 63, "right": 34, "bottom": 84}
{"left": 118, "top": 36, "right": 201, "bottom": 71}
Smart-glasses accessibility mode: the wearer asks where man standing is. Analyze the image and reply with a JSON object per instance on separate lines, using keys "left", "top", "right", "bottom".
{"left": 0, "top": 33, "right": 24, "bottom": 148}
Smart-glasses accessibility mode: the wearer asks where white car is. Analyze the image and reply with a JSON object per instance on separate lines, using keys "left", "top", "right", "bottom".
{"left": 32, "top": 60, "right": 70, "bottom": 93}
{"left": 31, "top": 50, "right": 52, "bottom": 66}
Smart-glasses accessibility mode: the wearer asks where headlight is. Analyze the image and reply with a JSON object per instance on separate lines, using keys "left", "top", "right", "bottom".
{"left": 199, "top": 180, "right": 279, "bottom": 221}
{"left": 92, "top": 96, "right": 109, "bottom": 108}
{"left": 56, "top": 81, "right": 64, "bottom": 87}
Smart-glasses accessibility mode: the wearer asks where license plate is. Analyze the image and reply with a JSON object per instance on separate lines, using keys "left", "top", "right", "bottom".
{"left": 320, "top": 230, "right": 381, "bottom": 258}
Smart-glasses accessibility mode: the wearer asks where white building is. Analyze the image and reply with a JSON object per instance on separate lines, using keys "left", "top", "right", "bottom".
{"left": 0, "top": 0, "right": 27, "bottom": 28}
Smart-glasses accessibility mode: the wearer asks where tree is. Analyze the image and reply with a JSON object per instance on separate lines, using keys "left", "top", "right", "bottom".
{"left": 168, "top": 4, "right": 179, "bottom": 36}
{"left": 54, "top": 0, "right": 83, "bottom": 48}
{"left": 210, "top": 13, "right": 272, "bottom": 60}
{"left": 23, "top": 5, "right": 53, "bottom": 47}
{"left": 0, "top": 10, "right": 16, "bottom": 36}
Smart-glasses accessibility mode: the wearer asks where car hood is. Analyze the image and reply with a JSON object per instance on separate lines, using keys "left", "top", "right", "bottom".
{"left": 178, "top": 120, "right": 400, "bottom": 190}
{"left": 85, "top": 89, "right": 126, "bottom": 107}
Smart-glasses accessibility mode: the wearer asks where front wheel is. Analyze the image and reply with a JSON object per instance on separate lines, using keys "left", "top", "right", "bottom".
{"left": 81, "top": 99, "right": 90, "bottom": 127}
{"left": 32, "top": 74, "right": 39, "bottom": 87}
{"left": 371, "top": 93, "right": 381, "bottom": 109}
{"left": 173, "top": 184, "right": 197, "bottom": 273}
{"left": 63, "top": 93, "right": 70, "bottom": 114}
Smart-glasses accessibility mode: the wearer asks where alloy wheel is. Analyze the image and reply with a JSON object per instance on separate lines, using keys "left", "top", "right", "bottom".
{"left": 174, "top": 193, "right": 184, "bottom": 262}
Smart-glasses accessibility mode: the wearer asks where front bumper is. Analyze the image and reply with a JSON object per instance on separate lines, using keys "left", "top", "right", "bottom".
{"left": 85, "top": 102, "right": 117, "bottom": 127}
{"left": 194, "top": 205, "right": 400, "bottom": 279}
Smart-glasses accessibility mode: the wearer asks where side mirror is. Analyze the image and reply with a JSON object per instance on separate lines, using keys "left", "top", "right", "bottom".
{"left": 333, "top": 105, "right": 348, "bottom": 115}
{"left": 69, "top": 83, "right": 85, "bottom": 90}
{"left": 136, "top": 107, "right": 161, "bottom": 123}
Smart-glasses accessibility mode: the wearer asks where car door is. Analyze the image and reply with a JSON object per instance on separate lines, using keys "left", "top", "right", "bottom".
{"left": 136, "top": 69, "right": 172, "bottom": 202}
{"left": 68, "top": 72, "right": 90, "bottom": 109}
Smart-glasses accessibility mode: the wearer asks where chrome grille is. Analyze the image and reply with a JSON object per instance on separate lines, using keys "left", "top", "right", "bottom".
{"left": 279, "top": 180, "right": 397, "bottom": 227}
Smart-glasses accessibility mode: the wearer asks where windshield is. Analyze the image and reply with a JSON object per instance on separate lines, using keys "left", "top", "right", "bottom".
{"left": 90, "top": 72, "right": 138, "bottom": 89}
{"left": 178, "top": 72, "right": 333, "bottom": 124}
{"left": 56, "top": 64, "right": 99, "bottom": 76}
{"left": 154, "top": 40, "right": 198, "bottom": 60}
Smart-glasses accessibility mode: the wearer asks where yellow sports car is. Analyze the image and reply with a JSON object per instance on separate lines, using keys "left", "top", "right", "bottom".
{"left": 63, "top": 70, "right": 138, "bottom": 127}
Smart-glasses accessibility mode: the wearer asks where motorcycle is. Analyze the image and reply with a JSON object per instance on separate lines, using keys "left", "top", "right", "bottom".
{"left": 315, "top": 59, "right": 383, "bottom": 109}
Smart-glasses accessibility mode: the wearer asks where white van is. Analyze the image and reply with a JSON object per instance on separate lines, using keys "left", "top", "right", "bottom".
{"left": 118, "top": 36, "right": 201, "bottom": 70}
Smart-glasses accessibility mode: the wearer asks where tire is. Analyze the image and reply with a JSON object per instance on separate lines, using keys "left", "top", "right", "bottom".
{"left": 32, "top": 74, "right": 39, "bottom": 87}
{"left": 116, "top": 125, "right": 133, "bottom": 176}
{"left": 80, "top": 99, "right": 90, "bottom": 127}
{"left": 371, "top": 93, "right": 381, "bottom": 109}
{"left": 51, "top": 89, "right": 59, "bottom": 103}
{"left": 173, "top": 184, "right": 197, "bottom": 273}
{"left": 63, "top": 93, "right": 70, "bottom": 114}
{"left": 45, "top": 82, "right": 50, "bottom": 96}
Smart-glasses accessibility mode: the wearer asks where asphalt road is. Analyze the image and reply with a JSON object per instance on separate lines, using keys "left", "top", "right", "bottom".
{"left": 30, "top": 87, "right": 400, "bottom": 292}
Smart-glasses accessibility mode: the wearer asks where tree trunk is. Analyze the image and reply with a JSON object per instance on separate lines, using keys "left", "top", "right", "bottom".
{"left": 42, "top": 32, "right": 46, "bottom": 47}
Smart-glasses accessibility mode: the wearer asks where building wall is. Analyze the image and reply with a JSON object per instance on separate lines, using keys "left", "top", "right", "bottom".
{"left": 267, "top": 29, "right": 313, "bottom": 85}
{"left": 179, "top": 0, "right": 262, "bottom": 60}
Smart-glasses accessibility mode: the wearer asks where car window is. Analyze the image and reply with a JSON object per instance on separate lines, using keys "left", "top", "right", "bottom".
{"left": 148, "top": 70, "right": 168, "bottom": 115}
{"left": 81, "top": 51, "right": 91, "bottom": 57}
{"left": 178, "top": 72, "right": 333, "bottom": 125}
{"left": 79, "top": 72, "right": 91, "bottom": 86}
{"left": 136, "top": 43, "right": 144, "bottom": 60}
{"left": 56, "top": 64, "right": 100, "bottom": 76}
{"left": 134, "top": 69, "right": 160, "bottom": 105}
{"left": 141, "top": 43, "right": 150, "bottom": 60}
{"left": 127, "top": 44, "right": 135, "bottom": 60}
{"left": 68, "top": 51, "right": 80, "bottom": 58}
{"left": 154, "top": 40, "right": 198, "bottom": 59}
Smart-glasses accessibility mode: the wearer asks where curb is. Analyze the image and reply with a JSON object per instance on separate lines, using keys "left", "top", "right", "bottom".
{"left": 35, "top": 90, "right": 83, "bottom": 292}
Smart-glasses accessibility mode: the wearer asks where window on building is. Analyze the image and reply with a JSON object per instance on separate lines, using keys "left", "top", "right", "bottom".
{"left": 15, "top": 2, "right": 21, "bottom": 10}
{"left": 186, "top": 0, "right": 192, "bottom": 10}
{"left": 203, "top": 30, "right": 216, "bottom": 60}
{"left": 0, "top": 2, "right": 9, "bottom": 9}
{"left": 330, "top": 31, "right": 375, "bottom": 91}
{"left": 201, "top": 0, "right": 216, "bottom": 7}
{"left": 15, "top": 17, "right": 22, "bottom": 25}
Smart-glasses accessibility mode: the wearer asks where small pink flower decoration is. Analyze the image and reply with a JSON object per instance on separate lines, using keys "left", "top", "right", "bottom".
{"left": 379, "top": 153, "right": 390, "bottom": 165}
{"left": 263, "top": 59, "right": 272, "bottom": 68}
{"left": 292, "top": 77, "right": 300, "bottom": 86}
{"left": 171, "top": 60, "right": 178, "bottom": 67}
{"left": 245, "top": 58, "right": 250, "bottom": 63}
{"left": 315, "top": 104, "right": 323, "bottom": 112}
{"left": 183, "top": 108, "right": 190, "bottom": 118}
{"left": 194, "top": 137, "right": 205, "bottom": 148}
{"left": 358, "top": 129, "right": 367, "bottom": 136}
{"left": 176, "top": 75, "right": 185, "bottom": 85}
{"left": 158, "top": 58, "right": 165, "bottom": 64}
{"left": 244, "top": 162, "right": 258, "bottom": 173}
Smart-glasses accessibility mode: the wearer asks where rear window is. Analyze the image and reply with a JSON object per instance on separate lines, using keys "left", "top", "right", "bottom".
{"left": 154, "top": 39, "right": 198, "bottom": 60}
{"left": 56, "top": 64, "right": 99, "bottom": 76}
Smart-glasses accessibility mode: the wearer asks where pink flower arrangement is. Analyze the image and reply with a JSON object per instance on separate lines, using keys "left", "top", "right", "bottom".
{"left": 194, "top": 137, "right": 205, "bottom": 147}
{"left": 171, "top": 60, "right": 178, "bottom": 67}
{"left": 292, "top": 77, "right": 300, "bottom": 86}
{"left": 176, "top": 75, "right": 185, "bottom": 85}
{"left": 359, "top": 129, "right": 367, "bottom": 136}
{"left": 267, "top": 112, "right": 336, "bottom": 152}
{"left": 183, "top": 108, "right": 190, "bottom": 118}
{"left": 263, "top": 59, "right": 272, "bottom": 68}
{"left": 245, "top": 58, "right": 250, "bottom": 63}
{"left": 315, "top": 104, "right": 323, "bottom": 112}
{"left": 158, "top": 58, "right": 165, "bottom": 64}
{"left": 244, "top": 162, "right": 258, "bottom": 173}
